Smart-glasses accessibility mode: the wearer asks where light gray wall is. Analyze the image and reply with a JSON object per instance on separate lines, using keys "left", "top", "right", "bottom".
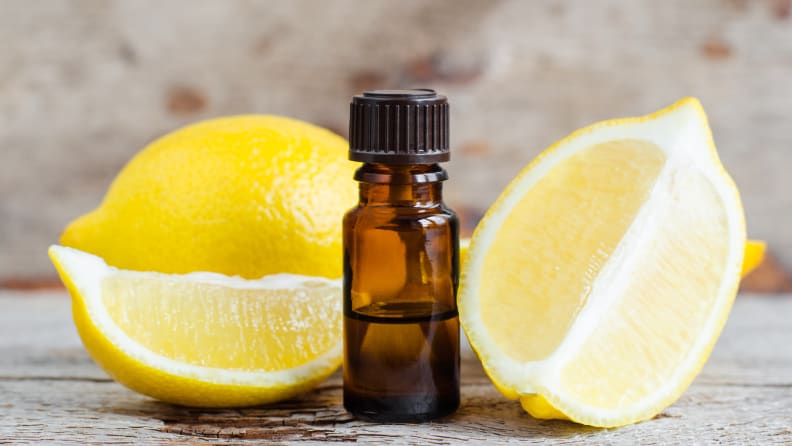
{"left": 2, "top": 0, "right": 790, "bottom": 281}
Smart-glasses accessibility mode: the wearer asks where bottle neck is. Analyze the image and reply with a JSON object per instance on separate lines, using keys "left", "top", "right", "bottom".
{"left": 355, "top": 163, "right": 446, "bottom": 207}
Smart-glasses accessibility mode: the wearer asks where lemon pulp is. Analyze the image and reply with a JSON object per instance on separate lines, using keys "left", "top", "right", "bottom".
{"left": 50, "top": 245, "right": 343, "bottom": 407}
{"left": 481, "top": 140, "right": 666, "bottom": 361}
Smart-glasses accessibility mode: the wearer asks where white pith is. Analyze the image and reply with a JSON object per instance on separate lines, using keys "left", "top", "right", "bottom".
{"left": 51, "top": 245, "right": 343, "bottom": 387}
{"left": 459, "top": 99, "right": 745, "bottom": 424}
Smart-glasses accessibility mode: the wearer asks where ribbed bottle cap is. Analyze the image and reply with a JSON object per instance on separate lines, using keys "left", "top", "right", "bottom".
{"left": 349, "top": 89, "right": 449, "bottom": 164}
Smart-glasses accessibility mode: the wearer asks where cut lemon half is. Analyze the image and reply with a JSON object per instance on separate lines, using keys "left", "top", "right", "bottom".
{"left": 49, "top": 245, "right": 342, "bottom": 407}
{"left": 459, "top": 98, "right": 746, "bottom": 427}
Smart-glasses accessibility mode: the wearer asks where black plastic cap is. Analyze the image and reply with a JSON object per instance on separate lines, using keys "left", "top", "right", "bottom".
{"left": 349, "top": 89, "right": 449, "bottom": 164}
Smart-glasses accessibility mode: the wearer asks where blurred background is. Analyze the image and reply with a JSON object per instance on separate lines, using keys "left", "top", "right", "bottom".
{"left": 1, "top": 0, "right": 790, "bottom": 291}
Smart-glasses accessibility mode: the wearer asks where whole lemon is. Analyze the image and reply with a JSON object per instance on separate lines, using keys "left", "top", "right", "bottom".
{"left": 61, "top": 115, "right": 356, "bottom": 279}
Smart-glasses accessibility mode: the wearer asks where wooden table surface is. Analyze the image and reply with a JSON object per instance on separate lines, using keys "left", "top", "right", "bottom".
{"left": 1, "top": 292, "right": 791, "bottom": 445}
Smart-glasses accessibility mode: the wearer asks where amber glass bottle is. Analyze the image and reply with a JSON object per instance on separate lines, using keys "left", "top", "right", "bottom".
{"left": 343, "top": 90, "right": 460, "bottom": 422}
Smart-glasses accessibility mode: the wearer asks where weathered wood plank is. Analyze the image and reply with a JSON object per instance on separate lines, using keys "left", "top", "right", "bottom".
{"left": 4, "top": 0, "right": 792, "bottom": 282}
{"left": 1, "top": 292, "right": 791, "bottom": 445}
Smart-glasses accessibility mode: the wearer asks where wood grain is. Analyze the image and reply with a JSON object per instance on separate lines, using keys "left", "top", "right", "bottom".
{"left": 1, "top": 292, "right": 791, "bottom": 444}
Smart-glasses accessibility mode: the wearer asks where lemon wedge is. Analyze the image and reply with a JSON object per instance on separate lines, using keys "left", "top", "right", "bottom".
{"left": 458, "top": 98, "right": 746, "bottom": 427}
{"left": 459, "top": 238, "right": 471, "bottom": 265}
{"left": 49, "top": 245, "right": 342, "bottom": 407}
{"left": 742, "top": 239, "right": 766, "bottom": 277}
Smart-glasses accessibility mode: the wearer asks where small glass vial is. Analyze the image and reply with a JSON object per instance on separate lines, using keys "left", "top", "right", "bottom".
{"left": 343, "top": 89, "right": 460, "bottom": 422}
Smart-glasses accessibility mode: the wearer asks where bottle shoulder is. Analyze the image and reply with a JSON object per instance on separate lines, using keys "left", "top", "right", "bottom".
{"left": 344, "top": 204, "right": 458, "bottom": 229}
{"left": 346, "top": 203, "right": 457, "bottom": 218}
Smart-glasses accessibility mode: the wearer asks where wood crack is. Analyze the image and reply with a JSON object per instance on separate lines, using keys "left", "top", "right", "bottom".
{"left": 697, "top": 381, "right": 792, "bottom": 388}
{"left": 159, "top": 422, "right": 359, "bottom": 441}
{"left": 0, "top": 375, "right": 112, "bottom": 383}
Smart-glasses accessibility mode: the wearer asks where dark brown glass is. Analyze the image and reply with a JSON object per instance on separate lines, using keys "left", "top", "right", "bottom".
{"left": 343, "top": 163, "right": 460, "bottom": 422}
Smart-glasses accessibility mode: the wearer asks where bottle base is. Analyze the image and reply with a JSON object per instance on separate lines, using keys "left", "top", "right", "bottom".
{"left": 344, "top": 392, "right": 459, "bottom": 423}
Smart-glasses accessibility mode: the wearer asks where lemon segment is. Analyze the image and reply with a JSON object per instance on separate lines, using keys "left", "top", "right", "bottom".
{"left": 556, "top": 170, "right": 730, "bottom": 419}
{"left": 462, "top": 237, "right": 766, "bottom": 281}
{"left": 50, "top": 245, "right": 342, "bottom": 407}
{"left": 480, "top": 140, "right": 666, "bottom": 363}
{"left": 101, "top": 274, "right": 340, "bottom": 370}
{"left": 459, "top": 98, "right": 746, "bottom": 427}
